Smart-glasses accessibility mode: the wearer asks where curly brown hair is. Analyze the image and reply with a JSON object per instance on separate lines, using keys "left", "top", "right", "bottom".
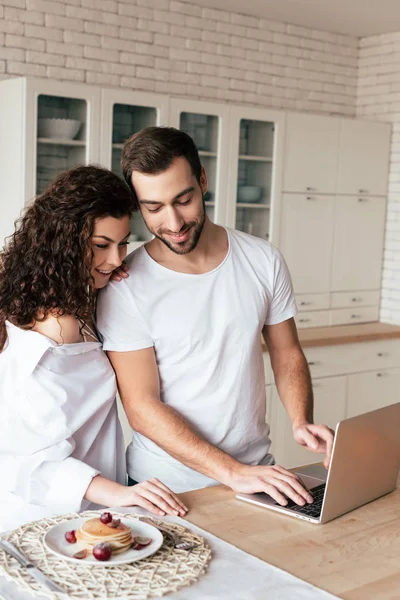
{"left": 0, "top": 165, "right": 135, "bottom": 352}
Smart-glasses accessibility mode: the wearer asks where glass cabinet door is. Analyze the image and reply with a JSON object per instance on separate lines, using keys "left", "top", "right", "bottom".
{"left": 100, "top": 90, "right": 169, "bottom": 247}
{"left": 36, "top": 94, "right": 88, "bottom": 194}
{"left": 30, "top": 79, "right": 100, "bottom": 198}
{"left": 227, "top": 108, "right": 285, "bottom": 245}
{"left": 169, "top": 99, "right": 230, "bottom": 227}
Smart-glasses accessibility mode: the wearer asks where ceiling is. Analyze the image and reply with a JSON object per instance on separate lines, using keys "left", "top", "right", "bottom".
{"left": 188, "top": 0, "right": 400, "bottom": 37}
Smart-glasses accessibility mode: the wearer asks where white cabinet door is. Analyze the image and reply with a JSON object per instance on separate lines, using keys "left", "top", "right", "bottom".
{"left": 347, "top": 368, "right": 400, "bottom": 418}
{"left": 283, "top": 113, "right": 339, "bottom": 194}
{"left": 226, "top": 105, "right": 285, "bottom": 246}
{"left": 337, "top": 119, "right": 391, "bottom": 196}
{"left": 271, "top": 376, "right": 347, "bottom": 468}
{"left": 169, "top": 98, "right": 230, "bottom": 226}
{"left": 280, "top": 194, "right": 335, "bottom": 294}
{"left": 331, "top": 196, "right": 386, "bottom": 292}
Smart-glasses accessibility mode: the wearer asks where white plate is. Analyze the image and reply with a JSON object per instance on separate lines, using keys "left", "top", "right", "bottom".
{"left": 43, "top": 517, "right": 163, "bottom": 566}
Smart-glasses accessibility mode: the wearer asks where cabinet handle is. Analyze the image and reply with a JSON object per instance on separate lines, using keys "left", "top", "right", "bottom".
{"left": 307, "top": 361, "right": 321, "bottom": 366}
{"left": 358, "top": 197, "right": 369, "bottom": 202}
{"left": 299, "top": 301, "right": 311, "bottom": 306}
{"left": 351, "top": 297, "right": 362, "bottom": 302}
{"left": 299, "top": 318, "right": 311, "bottom": 323}
{"left": 351, "top": 314, "right": 361, "bottom": 319}
{"left": 306, "top": 196, "right": 317, "bottom": 201}
{"left": 306, "top": 187, "right": 316, "bottom": 192}
{"left": 377, "top": 352, "right": 389, "bottom": 357}
{"left": 358, "top": 188, "right": 369, "bottom": 194}
{"left": 376, "top": 372, "right": 387, "bottom": 377}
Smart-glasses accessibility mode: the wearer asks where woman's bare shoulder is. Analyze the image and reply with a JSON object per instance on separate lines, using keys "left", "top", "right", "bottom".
{"left": 32, "top": 314, "right": 82, "bottom": 344}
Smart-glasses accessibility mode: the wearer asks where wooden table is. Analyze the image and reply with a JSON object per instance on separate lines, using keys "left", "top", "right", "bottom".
{"left": 180, "top": 481, "right": 400, "bottom": 600}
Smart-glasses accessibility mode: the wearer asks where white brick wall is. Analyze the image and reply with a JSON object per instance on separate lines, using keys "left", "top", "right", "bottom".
{"left": 0, "top": 0, "right": 358, "bottom": 114}
{"left": 357, "top": 33, "right": 400, "bottom": 324}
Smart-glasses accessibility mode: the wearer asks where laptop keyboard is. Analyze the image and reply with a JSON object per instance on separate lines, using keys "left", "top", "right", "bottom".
{"left": 284, "top": 483, "right": 326, "bottom": 518}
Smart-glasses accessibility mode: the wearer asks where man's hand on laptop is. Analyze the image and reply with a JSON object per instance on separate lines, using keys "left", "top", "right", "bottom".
{"left": 292, "top": 423, "right": 335, "bottom": 468}
{"left": 227, "top": 464, "right": 314, "bottom": 506}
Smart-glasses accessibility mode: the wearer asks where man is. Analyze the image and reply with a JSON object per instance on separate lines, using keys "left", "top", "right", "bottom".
{"left": 96, "top": 126, "right": 334, "bottom": 508}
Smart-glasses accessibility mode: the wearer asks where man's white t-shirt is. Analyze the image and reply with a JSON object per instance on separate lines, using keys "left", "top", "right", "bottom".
{"left": 96, "top": 228, "right": 297, "bottom": 492}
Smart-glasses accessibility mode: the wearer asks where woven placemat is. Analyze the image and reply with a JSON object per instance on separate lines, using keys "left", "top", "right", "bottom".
{"left": 0, "top": 510, "right": 212, "bottom": 599}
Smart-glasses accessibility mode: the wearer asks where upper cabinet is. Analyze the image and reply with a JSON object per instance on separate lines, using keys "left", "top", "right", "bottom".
{"left": 99, "top": 88, "right": 169, "bottom": 245}
{"left": 226, "top": 106, "right": 285, "bottom": 244}
{"left": 169, "top": 98, "right": 230, "bottom": 227}
{"left": 337, "top": 119, "right": 391, "bottom": 196}
{"left": 0, "top": 77, "right": 100, "bottom": 247}
{"left": 283, "top": 113, "right": 339, "bottom": 194}
{"left": 0, "top": 77, "right": 392, "bottom": 330}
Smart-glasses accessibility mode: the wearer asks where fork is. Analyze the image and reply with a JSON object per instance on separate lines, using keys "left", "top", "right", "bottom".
{"left": 139, "top": 517, "right": 198, "bottom": 551}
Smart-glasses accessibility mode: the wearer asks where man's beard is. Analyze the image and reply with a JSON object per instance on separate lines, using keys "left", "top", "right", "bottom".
{"left": 145, "top": 201, "right": 206, "bottom": 255}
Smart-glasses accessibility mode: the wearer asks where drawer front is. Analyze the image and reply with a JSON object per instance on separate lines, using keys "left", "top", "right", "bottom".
{"left": 304, "top": 339, "right": 400, "bottom": 380}
{"left": 296, "top": 293, "right": 330, "bottom": 312}
{"left": 354, "top": 339, "right": 400, "bottom": 371}
{"left": 296, "top": 310, "right": 330, "bottom": 329}
{"left": 330, "top": 290, "right": 380, "bottom": 309}
{"left": 330, "top": 306, "right": 379, "bottom": 326}
{"left": 303, "top": 344, "right": 351, "bottom": 378}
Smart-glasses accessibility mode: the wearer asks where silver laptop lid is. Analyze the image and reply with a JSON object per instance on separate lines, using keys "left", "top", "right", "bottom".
{"left": 319, "top": 402, "right": 400, "bottom": 523}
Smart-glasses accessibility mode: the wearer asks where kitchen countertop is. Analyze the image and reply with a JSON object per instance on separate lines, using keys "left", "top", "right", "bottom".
{"left": 180, "top": 478, "right": 400, "bottom": 600}
{"left": 262, "top": 321, "right": 400, "bottom": 351}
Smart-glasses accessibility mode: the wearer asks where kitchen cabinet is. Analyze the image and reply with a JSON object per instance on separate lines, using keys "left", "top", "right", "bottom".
{"left": 346, "top": 367, "right": 400, "bottom": 418}
{"left": 0, "top": 78, "right": 391, "bottom": 331}
{"left": 331, "top": 195, "right": 386, "bottom": 292}
{"left": 282, "top": 113, "right": 339, "bottom": 194}
{"left": 265, "top": 337, "right": 400, "bottom": 468}
{"left": 280, "top": 194, "right": 335, "bottom": 294}
{"left": 337, "top": 119, "right": 391, "bottom": 196}
{"left": 225, "top": 106, "right": 285, "bottom": 244}
{"left": 0, "top": 77, "right": 100, "bottom": 247}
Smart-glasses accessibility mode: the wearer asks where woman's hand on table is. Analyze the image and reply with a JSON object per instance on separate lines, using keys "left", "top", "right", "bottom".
{"left": 117, "top": 478, "right": 188, "bottom": 517}
{"left": 227, "top": 464, "right": 313, "bottom": 507}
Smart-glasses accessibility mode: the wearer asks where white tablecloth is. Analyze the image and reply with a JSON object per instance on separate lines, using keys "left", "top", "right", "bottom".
{"left": 0, "top": 507, "right": 340, "bottom": 600}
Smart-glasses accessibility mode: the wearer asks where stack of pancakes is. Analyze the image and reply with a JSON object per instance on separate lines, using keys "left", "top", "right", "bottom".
{"left": 76, "top": 517, "right": 133, "bottom": 556}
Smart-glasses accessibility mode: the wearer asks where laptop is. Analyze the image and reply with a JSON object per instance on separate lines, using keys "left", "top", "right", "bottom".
{"left": 236, "top": 402, "right": 400, "bottom": 524}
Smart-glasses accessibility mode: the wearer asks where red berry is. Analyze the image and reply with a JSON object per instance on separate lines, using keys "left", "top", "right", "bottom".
{"left": 100, "top": 512, "right": 112, "bottom": 524}
{"left": 93, "top": 542, "right": 112, "bottom": 561}
{"left": 64, "top": 530, "right": 77, "bottom": 544}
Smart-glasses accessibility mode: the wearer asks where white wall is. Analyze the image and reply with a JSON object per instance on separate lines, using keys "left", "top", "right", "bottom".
{"left": 0, "top": 0, "right": 358, "bottom": 115}
{"left": 357, "top": 33, "right": 400, "bottom": 324}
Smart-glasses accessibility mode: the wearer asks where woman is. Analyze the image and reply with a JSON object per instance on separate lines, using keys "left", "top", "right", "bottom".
{"left": 0, "top": 165, "right": 187, "bottom": 533}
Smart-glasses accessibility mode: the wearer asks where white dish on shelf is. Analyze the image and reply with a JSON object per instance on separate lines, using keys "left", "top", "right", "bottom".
{"left": 237, "top": 185, "right": 262, "bottom": 203}
{"left": 38, "top": 118, "right": 82, "bottom": 140}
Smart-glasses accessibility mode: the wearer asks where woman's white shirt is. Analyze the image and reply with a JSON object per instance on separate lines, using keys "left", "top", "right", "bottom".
{"left": 0, "top": 321, "right": 126, "bottom": 532}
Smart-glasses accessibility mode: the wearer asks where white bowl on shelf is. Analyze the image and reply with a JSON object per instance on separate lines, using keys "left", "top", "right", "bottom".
{"left": 37, "top": 118, "right": 82, "bottom": 140}
{"left": 237, "top": 185, "right": 262, "bottom": 203}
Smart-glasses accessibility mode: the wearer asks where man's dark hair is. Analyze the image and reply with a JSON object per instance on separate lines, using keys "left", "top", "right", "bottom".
{"left": 121, "top": 126, "right": 202, "bottom": 205}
